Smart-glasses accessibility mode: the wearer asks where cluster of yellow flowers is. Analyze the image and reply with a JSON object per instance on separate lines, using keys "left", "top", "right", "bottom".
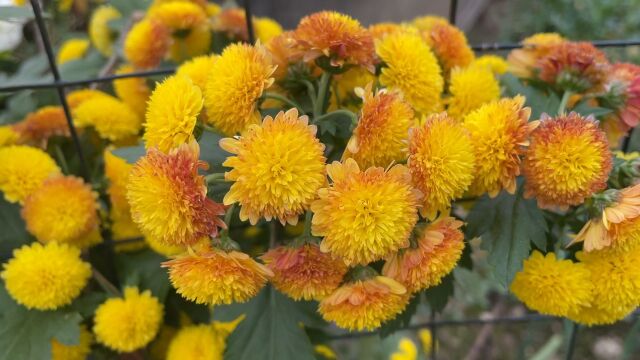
{"left": 3, "top": 2, "right": 640, "bottom": 358}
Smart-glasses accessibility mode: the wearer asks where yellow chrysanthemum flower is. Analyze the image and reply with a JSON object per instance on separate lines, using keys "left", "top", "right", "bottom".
{"left": 13, "top": 106, "right": 70, "bottom": 147}
{"left": 412, "top": 15, "right": 449, "bottom": 32}
{"left": 22, "top": 176, "right": 99, "bottom": 246}
{"left": 175, "top": 54, "right": 217, "bottom": 91}
{"left": 57, "top": 39, "right": 90, "bottom": 65}
{"left": 255, "top": 17, "right": 283, "bottom": 43}
{"left": 419, "top": 330, "right": 433, "bottom": 356}
{"left": 464, "top": 96, "right": 536, "bottom": 197}
{"left": 408, "top": 113, "right": 475, "bottom": 219}
{"left": 510, "top": 251, "right": 593, "bottom": 317}
{"left": 66, "top": 88, "right": 110, "bottom": 109}
{"left": 1, "top": 242, "right": 91, "bottom": 310}
{"left": 146, "top": 235, "right": 185, "bottom": 257}
{"left": 331, "top": 66, "right": 377, "bottom": 109}
{"left": 89, "top": 5, "right": 121, "bottom": 56}
{"left": 144, "top": 75, "right": 202, "bottom": 153}
{"left": 507, "top": 33, "right": 566, "bottom": 78}
{"left": 376, "top": 32, "right": 444, "bottom": 115}
{"left": 168, "top": 25, "right": 211, "bottom": 62}
{"left": 206, "top": 2, "right": 220, "bottom": 16}
{"left": 0, "top": 145, "right": 60, "bottom": 203}
{"left": 73, "top": 94, "right": 142, "bottom": 141}
{"left": 204, "top": 43, "right": 275, "bottom": 135}
{"left": 447, "top": 65, "right": 500, "bottom": 120}
{"left": 221, "top": 109, "right": 326, "bottom": 225}
{"left": 311, "top": 159, "right": 421, "bottom": 265}
{"left": 568, "top": 303, "right": 634, "bottom": 327}
{"left": 420, "top": 21, "right": 474, "bottom": 76}
{"left": 262, "top": 244, "right": 348, "bottom": 301}
{"left": 383, "top": 217, "right": 464, "bottom": 293}
{"left": 524, "top": 113, "right": 612, "bottom": 209}
{"left": 163, "top": 246, "right": 273, "bottom": 305}
{"left": 51, "top": 325, "right": 93, "bottom": 360}
{"left": 390, "top": 338, "right": 418, "bottom": 360}
{"left": 114, "top": 64, "right": 151, "bottom": 118}
{"left": 293, "top": 11, "right": 375, "bottom": 70}
{"left": 127, "top": 142, "right": 226, "bottom": 246}
{"left": 368, "top": 22, "right": 405, "bottom": 41}
{"left": 94, "top": 287, "right": 164, "bottom": 353}
{"left": 148, "top": 0, "right": 207, "bottom": 30}
{"left": 319, "top": 275, "right": 408, "bottom": 330}
{"left": 0, "top": 126, "right": 18, "bottom": 147}
{"left": 166, "top": 322, "right": 236, "bottom": 360}
{"left": 471, "top": 55, "right": 509, "bottom": 75}
{"left": 124, "top": 19, "right": 171, "bottom": 69}
{"left": 343, "top": 85, "right": 414, "bottom": 169}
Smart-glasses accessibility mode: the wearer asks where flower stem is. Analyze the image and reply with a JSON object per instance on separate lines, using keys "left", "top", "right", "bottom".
{"left": 53, "top": 144, "right": 69, "bottom": 174}
{"left": 558, "top": 90, "right": 573, "bottom": 115}
{"left": 302, "top": 79, "right": 317, "bottom": 110}
{"left": 313, "top": 72, "right": 332, "bottom": 118}
{"left": 92, "top": 267, "right": 121, "bottom": 297}
{"left": 262, "top": 92, "right": 305, "bottom": 114}
{"left": 302, "top": 210, "right": 313, "bottom": 238}
{"left": 313, "top": 109, "right": 358, "bottom": 126}
{"left": 205, "top": 173, "right": 226, "bottom": 184}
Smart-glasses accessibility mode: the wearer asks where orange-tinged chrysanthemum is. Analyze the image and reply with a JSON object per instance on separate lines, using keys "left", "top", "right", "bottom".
{"left": 213, "top": 8, "right": 250, "bottom": 41}
{"left": 57, "top": 38, "right": 90, "bottom": 65}
{"left": 261, "top": 243, "right": 348, "bottom": 301}
{"left": 144, "top": 75, "right": 202, "bottom": 153}
{"left": 464, "top": 96, "right": 536, "bottom": 197}
{"left": 221, "top": 109, "right": 326, "bottom": 225}
{"left": 510, "top": 251, "right": 593, "bottom": 317}
{"left": 13, "top": 106, "right": 70, "bottom": 147}
{"left": 114, "top": 64, "right": 151, "bottom": 118}
{"left": 412, "top": 15, "right": 449, "bottom": 32}
{"left": 311, "top": 159, "right": 421, "bottom": 265}
{"left": 293, "top": 11, "right": 375, "bottom": 70}
{"left": 368, "top": 22, "right": 404, "bottom": 41}
{"left": 319, "top": 275, "right": 408, "bottom": 331}
{"left": 203, "top": 43, "right": 275, "bottom": 136}
{"left": 536, "top": 41, "right": 610, "bottom": 92}
{"left": 73, "top": 95, "right": 142, "bottom": 141}
{"left": 607, "top": 63, "right": 640, "bottom": 128}
{"left": 148, "top": 0, "right": 207, "bottom": 30}
{"left": 507, "top": 32, "right": 565, "bottom": 78}
{"left": 89, "top": 5, "right": 121, "bottom": 56}
{"left": 383, "top": 217, "right": 464, "bottom": 293}
{"left": 51, "top": 325, "right": 93, "bottom": 360}
{"left": 163, "top": 245, "right": 273, "bottom": 305}
{"left": 343, "top": 85, "right": 414, "bottom": 169}
{"left": 420, "top": 21, "right": 474, "bottom": 75}
{"left": 524, "top": 113, "right": 612, "bottom": 209}
{"left": 1, "top": 242, "right": 91, "bottom": 310}
{"left": 127, "top": 142, "right": 225, "bottom": 246}
{"left": 265, "top": 31, "right": 301, "bottom": 80}
{"left": 471, "top": 55, "right": 509, "bottom": 75}
{"left": 175, "top": 54, "right": 217, "bottom": 91}
{"left": 408, "top": 113, "right": 475, "bottom": 219}
{"left": 376, "top": 32, "right": 444, "bottom": 115}
{"left": 0, "top": 145, "right": 60, "bottom": 203}
{"left": 124, "top": 19, "right": 171, "bottom": 69}
{"left": 66, "top": 88, "right": 110, "bottom": 109}
{"left": 447, "top": 65, "right": 500, "bottom": 120}
{"left": 604, "top": 184, "right": 640, "bottom": 231}
{"left": 93, "top": 287, "right": 164, "bottom": 353}
{"left": 22, "top": 176, "right": 99, "bottom": 246}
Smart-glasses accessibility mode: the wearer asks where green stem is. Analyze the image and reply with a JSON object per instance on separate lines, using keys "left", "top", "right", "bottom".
{"left": 558, "top": 90, "right": 573, "bottom": 115}
{"left": 269, "top": 221, "right": 277, "bottom": 248}
{"left": 313, "top": 109, "right": 358, "bottom": 126}
{"left": 92, "top": 268, "right": 121, "bottom": 297}
{"left": 262, "top": 92, "right": 305, "bottom": 114}
{"left": 302, "top": 211, "right": 313, "bottom": 238}
{"left": 302, "top": 79, "right": 317, "bottom": 109}
{"left": 224, "top": 203, "right": 235, "bottom": 228}
{"left": 205, "top": 173, "right": 226, "bottom": 184}
{"left": 313, "top": 72, "right": 332, "bottom": 118}
{"left": 53, "top": 144, "right": 69, "bottom": 174}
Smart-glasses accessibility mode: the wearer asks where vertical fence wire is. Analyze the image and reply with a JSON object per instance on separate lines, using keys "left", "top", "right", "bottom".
{"left": 243, "top": 0, "right": 255, "bottom": 44}
{"left": 29, "top": 0, "right": 89, "bottom": 180}
{"left": 449, "top": 0, "right": 458, "bottom": 25}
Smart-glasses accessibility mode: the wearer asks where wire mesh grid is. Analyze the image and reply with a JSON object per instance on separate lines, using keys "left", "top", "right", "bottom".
{"left": 2, "top": 0, "right": 640, "bottom": 358}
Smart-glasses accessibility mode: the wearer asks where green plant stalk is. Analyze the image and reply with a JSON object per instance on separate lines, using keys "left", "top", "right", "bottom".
{"left": 302, "top": 210, "right": 313, "bottom": 238}
{"left": 263, "top": 92, "right": 305, "bottom": 114}
{"left": 53, "top": 144, "right": 69, "bottom": 174}
{"left": 557, "top": 90, "right": 573, "bottom": 115}
{"left": 92, "top": 267, "right": 121, "bottom": 296}
{"left": 313, "top": 72, "right": 332, "bottom": 118}
{"left": 313, "top": 109, "right": 358, "bottom": 125}
{"left": 205, "top": 173, "right": 226, "bottom": 184}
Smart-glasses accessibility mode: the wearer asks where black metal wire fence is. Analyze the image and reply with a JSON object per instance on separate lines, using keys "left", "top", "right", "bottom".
{"left": 2, "top": 0, "right": 639, "bottom": 358}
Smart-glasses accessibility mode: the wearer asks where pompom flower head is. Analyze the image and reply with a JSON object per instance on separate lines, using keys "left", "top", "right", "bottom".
{"left": 471, "top": 54, "right": 509, "bottom": 75}
{"left": 311, "top": 159, "right": 421, "bottom": 266}
{"left": 0, "top": 145, "right": 60, "bottom": 203}
{"left": 127, "top": 142, "right": 226, "bottom": 246}
{"left": 1, "top": 242, "right": 91, "bottom": 310}
{"left": 376, "top": 32, "right": 443, "bottom": 115}
{"left": 124, "top": 19, "right": 171, "bottom": 69}
{"left": 0, "top": 126, "right": 18, "bottom": 147}
{"left": 507, "top": 32, "right": 565, "bottom": 78}
{"left": 93, "top": 287, "right": 164, "bottom": 353}
{"left": 13, "top": 106, "right": 70, "bottom": 147}
{"left": 57, "top": 38, "right": 89, "bottom": 65}
{"left": 175, "top": 54, "right": 217, "bottom": 91}
{"left": 89, "top": 5, "right": 121, "bottom": 56}
{"left": 148, "top": 0, "right": 207, "bottom": 30}
{"left": 221, "top": 109, "right": 326, "bottom": 225}
{"left": 408, "top": 113, "right": 475, "bottom": 219}
{"left": 343, "top": 85, "right": 414, "bottom": 169}
{"left": 51, "top": 325, "right": 92, "bottom": 360}
{"left": 464, "top": 96, "right": 536, "bottom": 196}
{"left": 510, "top": 251, "right": 592, "bottom": 317}
{"left": 22, "top": 176, "right": 99, "bottom": 246}
{"left": 537, "top": 42, "right": 609, "bottom": 92}
{"left": 420, "top": 21, "right": 474, "bottom": 75}
{"left": 114, "top": 64, "right": 151, "bottom": 118}
{"left": 262, "top": 243, "right": 348, "bottom": 300}
{"left": 524, "top": 113, "right": 612, "bottom": 209}
{"left": 73, "top": 94, "right": 142, "bottom": 141}
{"left": 167, "top": 322, "right": 235, "bottom": 360}
{"left": 319, "top": 274, "right": 408, "bottom": 331}
{"left": 144, "top": 75, "right": 203, "bottom": 153}
{"left": 383, "top": 217, "right": 465, "bottom": 293}
{"left": 204, "top": 43, "right": 275, "bottom": 136}
{"left": 447, "top": 65, "right": 500, "bottom": 120}
{"left": 163, "top": 245, "right": 273, "bottom": 305}
{"left": 293, "top": 10, "right": 375, "bottom": 71}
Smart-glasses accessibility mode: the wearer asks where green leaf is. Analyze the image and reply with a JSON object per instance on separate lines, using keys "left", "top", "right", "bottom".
{"left": 59, "top": 51, "right": 107, "bottom": 81}
{"left": 5, "top": 91, "right": 37, "bottom": 121}
{"left": 69, "top": 292, "right": 108, "bottom": 318}
{"left": 225, "top": 286, "right": 317, "bottom": 360}
{"left": 424, "top": 273, "right": 454, "bottom": 313}
{"left": 466, "top": 187, "right": 547, "bottom": 287}
{"left": 115, "top": 249, "right": 170, "bottom": 301}
{"left": 622, "top": 317, "right": 640, "bottom": 360}
{"left": 0, "top": 6, "right": 34, "bottom": 21}
{"left": 571, "top": 100, "right": 613, "bottom": 119}
{"left": 378, "top": 294, "right": 420, "bottom": 338}
{"left": 0, "top": 285, "right": 82, "bottom": 360}
{"left": 111, "top": 143, "right": 146, "bottom": 164}
{"left": 316, "top": 111, "right": 355, "bottom": 139}
{"left": 501, "top": 74, "right": 560, "bottom": 119}
{"left": 0, "top": 197, "right": 31, "bottom": 259}
{"left": 109, "top": 0, "right": 152, "bottom": 16}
